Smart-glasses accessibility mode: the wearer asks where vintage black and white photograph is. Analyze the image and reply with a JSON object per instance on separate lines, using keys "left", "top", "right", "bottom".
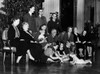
{"left": 0, "top": 0, "right": 100, "bottom": 74}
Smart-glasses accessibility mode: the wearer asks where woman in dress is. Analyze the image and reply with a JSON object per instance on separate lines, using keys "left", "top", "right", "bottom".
{"left": 7, "top": 17, "right": 23, "bottom": 64}
{"left": 56, "top": 42, "right": 70, "bottom": 62}
{"left": 81, "top": 30, "right": 93, "bottom": 58}
{"left": 73, "top": 27, "right": 84, "bottom": 58}
{"left": 19, "top": 22, "right": 49, "bottom": 63}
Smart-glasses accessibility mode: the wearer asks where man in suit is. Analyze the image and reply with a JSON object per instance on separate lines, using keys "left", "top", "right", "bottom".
{"left": 35, "top": 9, "right": 47, "bottom": 31}
{"left": 8, "top": 17, "right": 22, "bottom": 64}
{"left": 47, "top": 29, "right": 58, "bottom": 44}
{"left": 23, "top": 6, "right": 37, "bottom": 35}
{"left": 8, "top": 18, "right": 20, "bottom": 45}
{"left": 58, "top": 27, "right": 75, "bottom": 53}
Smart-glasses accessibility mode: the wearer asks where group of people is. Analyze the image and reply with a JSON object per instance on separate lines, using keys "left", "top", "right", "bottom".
{"left": 23, "top": 5, "right": 62, "bottom": 36}
{"left": 2, "top": 5, "right": 93, "bottom": 65}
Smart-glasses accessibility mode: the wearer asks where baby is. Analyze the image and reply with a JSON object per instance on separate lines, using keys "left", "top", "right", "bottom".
{"left": 69, "top": 53, "right": 92, "bottom": 65}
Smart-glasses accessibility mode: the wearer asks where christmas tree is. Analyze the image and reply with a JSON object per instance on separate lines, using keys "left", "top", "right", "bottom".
{"left": 0, "top": 0, "right": 44, "bottom": 28}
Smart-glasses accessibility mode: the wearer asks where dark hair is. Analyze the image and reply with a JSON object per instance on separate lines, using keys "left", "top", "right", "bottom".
{"left": 30, "top": 5, "right": 35, "bottom": 8}
{"left": 18, "top": 22, "right": 28, "bottom": 31}
{"left": 57, "top": 42, "right": 65, "bottom": 51}
{"left": 49, "top": 13, "right": 56, "bottom": 21}
{"left": 67, "top": 27, "right": 72, "bottom": 32}
{"left": 36, "top": 8, "right": 43, "bottom": 16}
{"left": 39, "top": 24, "right": 46, "bottom": 30}
{"left": 11, "top": 15, "right": 20, "bottom": 22}
{"left": 28, "top": 5, "right": 35, "bottom": 11}
{"left": 22, "top": 22, "right": 28, "bottom": 26}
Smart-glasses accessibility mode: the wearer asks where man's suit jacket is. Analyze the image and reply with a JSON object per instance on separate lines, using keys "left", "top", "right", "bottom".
{"left": 8, "top": 25, "right": 16, "bottom": 41}
{"left": 23, "top": 13, "right": 37, "bottom": 35}
{"left": 58, "top": 32, "right": 74, "bottom": 43}
{"left": 7, "top": 25, "right": 20, "bottom": 47}
{"left": 35, "top": 16, "right": 47, "bottom": 31}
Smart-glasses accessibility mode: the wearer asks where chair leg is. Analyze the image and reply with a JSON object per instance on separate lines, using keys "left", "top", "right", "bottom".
{"left": 3, "top": 52, "right": 6, "bottom": 63}
{"left": 13, "top": 54, "right": 15, "bottom": 63}
{"left": 11, "top": 52, "right": 13, "bottom": 64}
{"left": 84, "top": 49, "right": 86, "bottom": 59}
{"left": 26, "top": 54, "right": 29, "bottom": 63}
{"left": 93, "top": 51, "right": 95, "bottom": 62}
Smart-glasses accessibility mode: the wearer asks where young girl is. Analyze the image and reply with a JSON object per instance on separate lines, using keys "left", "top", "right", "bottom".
{"left": 44, "top": 43, "right": 63, "bottom": 62}
{"left": 57, "top": 42, "right": 70, "bottom": 62}
{"left": 57, "top": 42, "right": 66, "bottom": 57}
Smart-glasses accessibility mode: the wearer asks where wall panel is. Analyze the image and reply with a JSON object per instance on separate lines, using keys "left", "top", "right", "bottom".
{"left": 43, "top": 0, "right": 60, "bottom": 21}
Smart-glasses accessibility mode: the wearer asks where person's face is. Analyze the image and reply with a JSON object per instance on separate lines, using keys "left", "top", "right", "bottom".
{"left": 41, "top": 25, "right": 47, "bottom": 31}
{"left": 39, "top": 9, "right": 43, "bottom": 15}
{"left": 13, "top": 19, "right": 20, "bottom": 27}
{"left": 68, "top": 27, "right": 72, "bottom": 33}
{"left": 74, "top": 27, "right": 78, "bottom": 33}
{"left": 30, "top": 6, "right": 35, "bottom": 13}
{"left": 23, "top": 23, "right": 29, "bottom": 31}
{"left": 51, "top": 29, "right": 57, "bottom": 37}
{"left": 40, "top": 30, "right": 45, "bottom": 35}
{"left": 83, "top": 31, "right": 87, "bottom": 36}
{"left": 52, "top": 14, "right": 57, "bottom": 20}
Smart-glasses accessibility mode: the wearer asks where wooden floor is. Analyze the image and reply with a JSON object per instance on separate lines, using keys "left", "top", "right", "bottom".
{"left": 0, "top": 48, "right": 100, "bottom": 74}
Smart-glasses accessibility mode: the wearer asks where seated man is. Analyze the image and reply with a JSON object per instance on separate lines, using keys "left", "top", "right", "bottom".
{"left": 64, "top": 27, "right": 75, "bottom": 53}
{"left": 47, "top": 29, "right": 58, "bottom": 44}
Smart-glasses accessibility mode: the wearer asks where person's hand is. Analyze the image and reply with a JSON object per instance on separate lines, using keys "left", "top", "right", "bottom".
{"left": 71, "top": 42, "right": 75, "bottom": 45}
{"left": 30, "top": 40, "right": 34, "bottom": 43}
{"left": 29, "top": 30, "right": 32, "bottom": 34}
{"left": 83, "top": 41, "right": 86, "bottom": 44}
{"left": 88, "top": 41, "right": 91, "bottom": 43}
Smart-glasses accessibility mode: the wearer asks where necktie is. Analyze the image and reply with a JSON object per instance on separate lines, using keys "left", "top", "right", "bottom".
{"left": 68, "top": 33, "right": 70, "bottom": 39}
{"left": 15, "top": 27, "right": 20, "bottom": 38}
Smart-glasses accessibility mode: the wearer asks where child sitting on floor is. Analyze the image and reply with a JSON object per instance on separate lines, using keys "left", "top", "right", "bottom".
{"left": 56, "top": 42, "right": 70, "bottom": 62}
{"left": 57, "top": 43, "right": 66, "bottom": 57}
{"left": 44, "top": 43, "right": 63, "bottom": 62}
